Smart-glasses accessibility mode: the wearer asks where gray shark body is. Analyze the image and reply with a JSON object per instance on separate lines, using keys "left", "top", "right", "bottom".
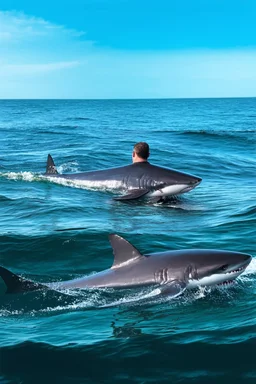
{"left": 0, "top": 235, "right": 252, "bottom": 297}
{"left": 44, "top": 154, "right": 202, "bottom": 201}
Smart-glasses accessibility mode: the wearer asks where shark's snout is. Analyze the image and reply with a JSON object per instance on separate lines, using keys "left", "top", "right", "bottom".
{"left": 190, "top": 176, "right": 202, "bottom": 186}
{"left": 187, "top": 249, "right": 252, "bottom": 289}
{"left": 216, "top": 253, "right": 252, "bottom": 287}
{"left": 176, "top": 176, "right": 202, "bottom": 194}
{"left": 238, "top": 252, "right": 252, "bottom": 268}
{"left": 217, "top": 251, "right": 252, "bottom": 275}
{"left": 230, "top": 251, "right": 252, "bottom": 267}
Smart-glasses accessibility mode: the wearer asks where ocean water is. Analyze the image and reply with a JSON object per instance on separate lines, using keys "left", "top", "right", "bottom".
{"left": 0, "top": 98, "right": 255, "bottom": 384}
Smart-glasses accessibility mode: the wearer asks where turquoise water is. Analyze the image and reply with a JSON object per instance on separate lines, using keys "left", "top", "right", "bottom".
{"left": 0, "top": 98, "right": 255, "bottom": 383}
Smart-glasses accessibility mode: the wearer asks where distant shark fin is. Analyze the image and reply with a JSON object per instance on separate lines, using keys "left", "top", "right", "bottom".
{"left": 114, "top": 189, "right": 149, "bottom": 201}
{"left": 109, "top": 234, "right": 146, "bottom": 269}
{"left": 0, "top": 266, "right": 45, "bottom": 294}
{"left": 45, "top": 154, "right": 58, "bottom": 175}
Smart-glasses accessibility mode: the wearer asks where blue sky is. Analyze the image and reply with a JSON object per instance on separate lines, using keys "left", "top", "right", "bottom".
{"left": 0, "top": 0, "right": 256, "bottom": 98}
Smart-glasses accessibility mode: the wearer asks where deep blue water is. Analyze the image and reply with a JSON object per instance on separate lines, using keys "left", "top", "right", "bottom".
{"left": 0, "top": 98, "right": 255, "bottom": 383}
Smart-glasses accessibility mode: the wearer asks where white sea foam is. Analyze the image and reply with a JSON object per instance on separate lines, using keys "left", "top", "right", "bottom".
{"left": 44, "top": 175, "right": 122, "bottom": 191}
{"left": 244, "top": 257, "right": 256, "bottom": 275}
{"left": 0, "top": 171, "right": 36, "bottom": 182}
{"left": 0, "top": 170, "right": 122, "bottom": 192}
{"left": 0, "top": 309, "right": 24, "bottom": 317}
{"left": 57, "top": 161, "right": 79, "bottom": 174}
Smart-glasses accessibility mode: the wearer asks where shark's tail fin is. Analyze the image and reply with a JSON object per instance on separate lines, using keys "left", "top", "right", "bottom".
{"left": 0, "top": 266, "right": 44, "bottom": 294}
{"left": 45, "top": 154, "right": 58, "bottom": 175}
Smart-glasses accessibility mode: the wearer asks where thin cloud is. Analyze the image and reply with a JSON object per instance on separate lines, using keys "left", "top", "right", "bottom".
{"left": 0, "top": 11, "right": 87, "bottom": 43}
{"left": 1, "top": 61, "right": 81, "bottom": 76}
{"left": 0, "top": 10, "right": 90, "bottom": 80}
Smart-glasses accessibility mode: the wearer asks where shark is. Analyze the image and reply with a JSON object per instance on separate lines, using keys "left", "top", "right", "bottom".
{"left": 43, "top": 154, "right": 202, "bottom": 201}
{"left": 0, "top": 235, "right": 252, "bottom": 297}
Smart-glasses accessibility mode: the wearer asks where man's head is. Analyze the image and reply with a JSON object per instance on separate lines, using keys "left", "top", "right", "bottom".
{"left": 132, "top": 142, "right": 150, "bottom": 163}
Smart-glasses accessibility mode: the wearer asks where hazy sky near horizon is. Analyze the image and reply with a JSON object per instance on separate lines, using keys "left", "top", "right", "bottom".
{"left": 0, "top": 0, "right": 256, "bottom": 99}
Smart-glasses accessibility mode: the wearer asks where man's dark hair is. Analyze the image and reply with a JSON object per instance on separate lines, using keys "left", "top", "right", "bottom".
{"left": 133, "top": 142, "right": 150, "bottom": 160}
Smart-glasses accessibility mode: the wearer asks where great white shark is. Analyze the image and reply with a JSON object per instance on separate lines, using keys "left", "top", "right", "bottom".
{"left": 0, "top": 235, "right": 251, "bottom": 297}
{"left": 43, "top": 154, "right": 202, "bottom": 201}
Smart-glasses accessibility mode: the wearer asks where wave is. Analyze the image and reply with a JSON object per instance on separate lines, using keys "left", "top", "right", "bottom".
{"left": 211, "top": 217, "right": 256, "bottom": 231}
{"left": 0, "top": 168, "right": 78, "bottom": 183}
{"left": 0, "top": 230, "right": 115, "bottom": 267}
{"left": 1, "top": 338, "right": 255, "bottom": 383}
{"left": 66, "top": 117, "right": 92, "bottom": 121}
{"left": 181, "top": 130, "right": 256, "bottom": 142}
{"left": 51, "top": 124, "right": 80, "bottom": 129}
{"left": 184, "top": 129, "right": 256, "bottom": 134}
{"left": 0, "top": 195, "right": 13, "bottom": 202}
{"left": 150, "top": 127, "right": 256, "bottom": 134}
{"left": 57, "top": 161, "right": 79, "bottom": 173}
{"left": 0, "top": 171, "right": 37, "bottom": 182}
{"left": 36, "top": 130, "right": 71, "bottom": 135}
{"left": 230, "top": 205, "right": 256, "bottom": 219}
{"left": 54, "top": 227, "right": 88, "bottom": 232}
{"left": 245, "top": 257, "right": 256, "bottom": 275}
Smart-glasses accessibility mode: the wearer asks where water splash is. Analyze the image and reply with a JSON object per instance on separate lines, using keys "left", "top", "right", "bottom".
{"left": 0, "top": 171, "right": 36, "bottom": 182}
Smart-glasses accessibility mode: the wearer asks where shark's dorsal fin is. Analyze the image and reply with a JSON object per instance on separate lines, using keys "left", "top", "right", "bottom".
{"left": 45, "top": 154, "right": 58, "bottom": 175}
{"left": 109, "top": 234, "right": 145, "bottom": 269}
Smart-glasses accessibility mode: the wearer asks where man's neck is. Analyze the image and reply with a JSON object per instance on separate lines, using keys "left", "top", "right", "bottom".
{"left": 133, "top": 159, "right": 148, "bottom": 163}
{"left": 133, "top": 152, "right": 148, "bottom": 162}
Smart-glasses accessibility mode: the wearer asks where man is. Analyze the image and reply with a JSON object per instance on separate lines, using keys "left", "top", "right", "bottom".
{"left": 132, "top": 142, "right": 150, "bottom": 163}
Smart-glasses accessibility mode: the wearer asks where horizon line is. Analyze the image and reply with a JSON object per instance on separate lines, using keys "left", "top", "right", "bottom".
{"left": 0, "top": 96, "right": 255, "bottom": 101}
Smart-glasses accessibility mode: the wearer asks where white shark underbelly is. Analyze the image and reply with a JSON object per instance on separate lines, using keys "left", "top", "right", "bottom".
{"left": 148, "top": 184, "right": 194, "bottom": 197}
